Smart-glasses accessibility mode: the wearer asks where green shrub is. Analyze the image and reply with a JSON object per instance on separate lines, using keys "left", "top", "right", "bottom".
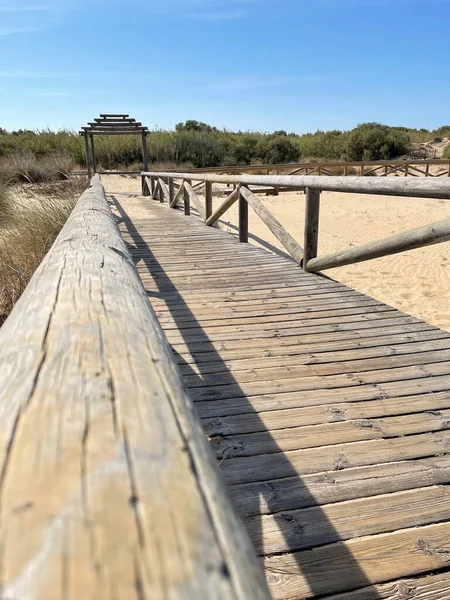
{"left": 256, "top": 135, "right": 300, "bottom": 164}
{"left": 343, "top": 123, "right": 411, "bottom": 161}
{"left": 444, "top": 145, "right": 450, "bottom": 159}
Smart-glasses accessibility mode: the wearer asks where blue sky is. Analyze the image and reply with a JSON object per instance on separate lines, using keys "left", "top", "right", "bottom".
{"left": 0, "top": 0, "right": 449, "bottom": 133}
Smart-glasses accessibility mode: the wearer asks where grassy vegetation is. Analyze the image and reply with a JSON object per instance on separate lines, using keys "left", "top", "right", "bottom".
{"left": 0, "top": 122, "right": 449, "bottom": 176}
{"left": 444, "top": 144, "right": 450, "bottom": 159}
{"left": 0, "top": 179, "right": 86, "bottom": 323}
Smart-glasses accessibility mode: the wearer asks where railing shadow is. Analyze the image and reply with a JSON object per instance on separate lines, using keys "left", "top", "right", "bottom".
{"left": 110, "top": 193, "right": 380, "bottom": 599}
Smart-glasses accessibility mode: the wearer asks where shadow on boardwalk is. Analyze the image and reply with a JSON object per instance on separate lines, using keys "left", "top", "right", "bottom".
{"left": 110, "top": 193, "right": 380, "bottom": 600}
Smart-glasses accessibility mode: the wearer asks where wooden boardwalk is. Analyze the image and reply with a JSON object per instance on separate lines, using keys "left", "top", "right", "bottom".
{"left": 110, "top": 186, "right": 450, "bottom": 600}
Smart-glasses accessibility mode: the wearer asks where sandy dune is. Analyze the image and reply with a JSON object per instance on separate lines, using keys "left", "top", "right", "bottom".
{"left": 105, "top": 175, "right": 450, "bottom": 332}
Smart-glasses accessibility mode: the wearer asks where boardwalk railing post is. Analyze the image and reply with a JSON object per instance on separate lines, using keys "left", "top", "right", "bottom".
{"left": 303, "top": 187, "right": 321, "bottom": 271}
{"left": 83, "top": 133, "right": 92, "bottom": 178}
{"left": 184, "top": 179, "right": 191, "bottom": 215}
{"left": 239, "top": 185, "right": 248, "bottom": 243}
{"left": 205, "top": 180, "right": 213, "bottom": 222}
{"left": 168, "top": 177, "right": 175, "bottom": 205}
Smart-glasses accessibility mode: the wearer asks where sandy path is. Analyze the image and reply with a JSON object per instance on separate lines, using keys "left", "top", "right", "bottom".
{"left": 104, "top": 175, "right": 450, "bottom": 332}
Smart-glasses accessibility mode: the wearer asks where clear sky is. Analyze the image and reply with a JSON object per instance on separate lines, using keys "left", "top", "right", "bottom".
{"left": 0, "top": 0, "right": 449, "bottom": 133}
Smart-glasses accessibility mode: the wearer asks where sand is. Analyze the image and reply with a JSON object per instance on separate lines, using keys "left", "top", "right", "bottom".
{"left": 104, "top": 175, "right": 450, "bottom": 333}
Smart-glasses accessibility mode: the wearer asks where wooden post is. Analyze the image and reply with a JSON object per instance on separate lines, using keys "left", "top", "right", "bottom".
{"left": 239, "top": 185, "right": 248, "bottom": 243}
{"left": 184, "top": 179, "right": 191, "bottom": 215}
{"left": 90, "top": 135, "right": 96, "bottom": 173}
{"left": 303, "top": 188, "right": 321, "bottom": 271}
{"left": 361, "top": 165, "right": 365, "bottom": 176}
{"left": 83, "top": 133, "right": 92, "bottom": 178}
{"left": 404, "top": 164, "right": 409, "bottom": 177}
{"left": 426, "top": 164, "right": 430, "bottom": 177}
{"left": 448, "top": 163, "right": 450, "bottom": 177}
{"left": 159, "top": 180, "right": 164, "bottom": 203}
{"left": 168, "top": 177, "right": 175, "bottom": 205}
{"left": 344, "top": 165, "right": 348, "bottom": 176}
{"left": 205, "top": 180, "right": 213, "bottom": 222}
{"left": 150, "top": 176, "right": 156, "bottom": 197}
{"left": 142, "top": 131, "right": 149, "bottom": 172}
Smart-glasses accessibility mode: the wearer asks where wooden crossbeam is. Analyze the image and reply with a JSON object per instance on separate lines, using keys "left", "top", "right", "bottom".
{"left": 99, "top": 113, "right": 129, "bottom": 118}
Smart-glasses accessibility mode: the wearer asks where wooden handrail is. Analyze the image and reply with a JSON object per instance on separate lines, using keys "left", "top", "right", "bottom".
{"left": 0, "top": 175, "right": 270, "bottom": 599}
{"left": 144, "top": 172, "right": 450, "bottom": 199}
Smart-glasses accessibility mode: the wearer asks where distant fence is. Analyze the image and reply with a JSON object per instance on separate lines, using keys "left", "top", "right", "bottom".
{"left": 142, "top": 171, "right": 450, "bottom": 273}
{"left": 0, "top": 175, "right": 270, "bottom": 599}
{"left": 164, "top": 159, "right": 450, "bottom": 178}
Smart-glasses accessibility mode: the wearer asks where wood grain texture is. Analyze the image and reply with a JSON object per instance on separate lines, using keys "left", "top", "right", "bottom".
{"left": 0, "top": 176, "right": 270, "bottom": 600}
{"left": 109, "top": 189, "right": 450, "bottom": 600}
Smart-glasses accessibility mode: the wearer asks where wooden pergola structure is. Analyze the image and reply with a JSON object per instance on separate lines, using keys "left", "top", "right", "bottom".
{"left": 79, "top": 114, "right": 149, "bottom": 177}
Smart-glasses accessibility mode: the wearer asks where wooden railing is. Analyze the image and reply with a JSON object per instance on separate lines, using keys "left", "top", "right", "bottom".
{"left": 0, "top": 175, "right": 270, "bottom": 599}
{"left": 142, "top": 171, "right": 450, "bottom": 272}
{"left": 162, "top": 159, "right": 450, "bottom": 178}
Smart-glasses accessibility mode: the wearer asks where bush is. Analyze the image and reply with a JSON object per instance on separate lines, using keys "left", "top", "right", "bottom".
{"left": 444, "top": 145, "right": 450, "bottom": 159}
{"left": 343, "top": 123, "right": 411, "bottom": 161}
{"left": 256, "top": 135, "right": 300, "bottom": 164}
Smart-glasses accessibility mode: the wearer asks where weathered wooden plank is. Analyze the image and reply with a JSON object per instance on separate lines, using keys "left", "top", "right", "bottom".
{"left": 211, "top": 407, "right": 450, "bottom": 459}
{"left": 220, "top": 430, "right": 450, "bottom": 485}
{"left": 264, "top": 522, "right": 450, "bottom": 599}
{"left": 203, "top": 389, "right": 450, "bottom": 436}
{"left": 324, "top": 570, "right": 450, "bottom": 600}
{"left": 165, "top": 311, "right": 415, "bottom": 345}
{"left": 240, "top": 186, "right": 304, "bottom": 263}
{"left": 195, "top": 372, "right": 450, "bottom": 418}
{"left": 183, "top": 337, "right": 450, "bottom": 377}
{"left": 230, "top": 455, "right": 450, "bottom": 517}
{"left": 247, "top": 486, "right": 450, "bottom": 555}
{"left": 186, "top": 348, "right": 450, "bottom": 388}
{"left": 0, "top": 176, "right": 269, "bottom": 599}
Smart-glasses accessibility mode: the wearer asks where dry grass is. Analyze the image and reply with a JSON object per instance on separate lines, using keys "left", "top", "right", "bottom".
{"left": 0, "top": 178, "right": 87, "bottom": 323}
{"left": 0, "top": 152, "right": 76, "bottom": 184}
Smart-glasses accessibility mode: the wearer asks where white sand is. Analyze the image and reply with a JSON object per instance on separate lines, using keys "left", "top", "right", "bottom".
{"left": 104, "top": 175, "right": 450, "bottom": 332}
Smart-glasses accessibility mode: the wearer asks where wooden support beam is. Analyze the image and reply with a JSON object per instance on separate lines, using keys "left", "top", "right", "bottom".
{"left": 307, "top": 215, "right": 450, "bottom": 272}
{"left": 0, "top": 175, "right": 269, "bottom": 599}
{"left": 158, "top": 177, "right": 169, "bottom": 203}
{"left": 204, "top": 181, "right": 213, "bottom": 222}
{"left": 303, "top": 188, "right": 321, "bottom": 271}
{"left": 184, "top": 181, "right": 205, "bottom": 219}
{"left": 239, "top": 185, "right": 249, "bottom": 243}
{"left": 142, "top": 175, "right": 150, "bottom": 196}
{"left": 170, "top": 180, "right": 185, "bottom": 208}
{"left": 206, "top": 188, "right": 239, "bottom": 226}
{"left": 239, "top": 185, "right": 304, "bottom": 263}
{"left": 152, "top": 178, "right": 160, "bottom": 200}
